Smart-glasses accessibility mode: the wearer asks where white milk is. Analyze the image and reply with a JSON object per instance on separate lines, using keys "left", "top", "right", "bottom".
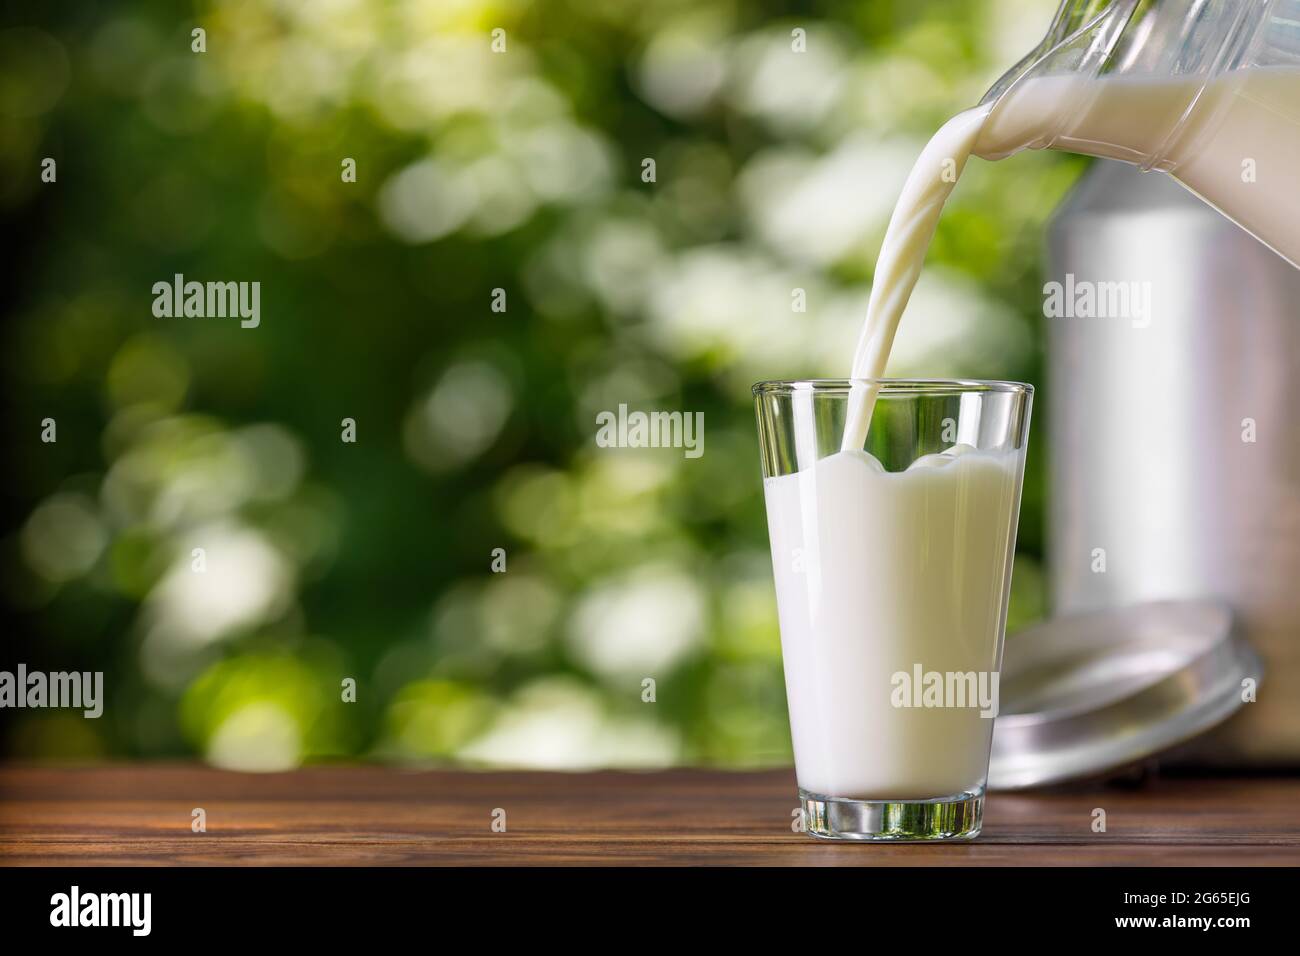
{"left": 981, "top": 67, "right": 1300, "bottom": 267}
{"left": 768, "top": 66, "right": 1300, "bottom": 801}
{"left": 842, "top": 67, "right": 1300, "bottom": 452}
{"left": 839, "top": 105, "right": 991, "bottom": 452}
{"left": 764, "top": 445, "right": 1022, "bottom": 799}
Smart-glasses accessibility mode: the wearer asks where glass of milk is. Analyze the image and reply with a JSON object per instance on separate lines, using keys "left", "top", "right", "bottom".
{"left": 755, "top": 379, "right": 1032, "bottom": 840}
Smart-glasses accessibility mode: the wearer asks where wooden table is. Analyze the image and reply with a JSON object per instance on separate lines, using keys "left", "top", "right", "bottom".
{"left": 1, "top": 765, "right": 1297, "bottom": 865}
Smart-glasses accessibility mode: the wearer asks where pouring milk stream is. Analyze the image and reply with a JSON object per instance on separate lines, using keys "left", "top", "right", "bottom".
{"left": 766, "top": 0, "right": 1300, "bottom": 801}
{"left": 843, "top": 67, "right": 1300, "bottom": 451}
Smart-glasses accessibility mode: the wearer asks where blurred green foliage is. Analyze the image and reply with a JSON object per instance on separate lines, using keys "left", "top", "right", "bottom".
{"left": 1, "top": 0, "right": 1081, "bottom": 769}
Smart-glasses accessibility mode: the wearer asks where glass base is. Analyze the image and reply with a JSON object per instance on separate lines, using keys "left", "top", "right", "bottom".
{"left": 799, "top": 787, "right": 984, "bottom": 842}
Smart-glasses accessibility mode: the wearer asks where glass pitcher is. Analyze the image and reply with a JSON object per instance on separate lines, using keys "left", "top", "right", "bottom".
{"left": 975, "top": 0, "right": 1300, "bottom": 267}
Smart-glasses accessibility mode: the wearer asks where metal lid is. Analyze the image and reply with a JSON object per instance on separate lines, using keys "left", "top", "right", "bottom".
{"left": 988, "top": 600, "right": 1263, "bottom": 790}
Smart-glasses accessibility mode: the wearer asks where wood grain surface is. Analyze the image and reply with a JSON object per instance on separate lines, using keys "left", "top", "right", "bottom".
{"left": 1, "top": 765, "right": 1298, "bottom": 865}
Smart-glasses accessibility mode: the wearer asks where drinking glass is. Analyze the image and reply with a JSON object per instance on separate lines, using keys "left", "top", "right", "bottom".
{"left": 754, "top": 379, "right": 1032, "bottom": 840}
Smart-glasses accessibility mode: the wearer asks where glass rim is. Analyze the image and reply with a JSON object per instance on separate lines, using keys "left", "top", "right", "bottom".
{"left": 751, "top": 378, "right": 1034, "bottom": 397}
